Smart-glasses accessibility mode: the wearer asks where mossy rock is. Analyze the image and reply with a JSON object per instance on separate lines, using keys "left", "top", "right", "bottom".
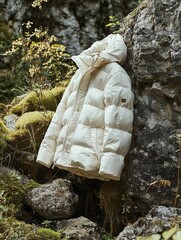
{"left": 0, "top": 217, "right": 64, "bottom": 240}
{"left": 15, "top": 111, "right": 53, "bottom": 129}
{"left": 4, "top": 111, "right": 53, "bottom": 167}
{"left": 36, "top": 228, "right": 62, "bottom": 240}
{"left": 10, "top": 86, "right": 65, "bottom": 115}
{"left": 14, "top": 111, "right": 53, "bottom": 152}
{"left": 2, "top": 111, "right": 53, "bottom": 179}
{"left": 0, "top": 166, "right": 40, "bottom": 218}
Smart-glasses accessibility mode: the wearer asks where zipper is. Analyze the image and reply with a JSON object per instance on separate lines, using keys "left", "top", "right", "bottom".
{"left": 52, "top": 55, "right": 99, "bottom": 168}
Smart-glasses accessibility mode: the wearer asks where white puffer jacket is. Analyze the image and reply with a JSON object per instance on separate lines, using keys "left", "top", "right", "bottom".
{"left": 36, "top": 34, "right": 134, "bottom": 181}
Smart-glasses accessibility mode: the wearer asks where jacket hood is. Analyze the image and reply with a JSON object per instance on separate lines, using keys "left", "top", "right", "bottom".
{"left": 72, "top": 34, "right": 127, "bottom": 74}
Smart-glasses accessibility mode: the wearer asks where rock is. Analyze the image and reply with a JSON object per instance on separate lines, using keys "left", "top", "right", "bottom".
{"left": 57, "top": 216, "right": 102, "bottom": 240}
{"left": 116, "top": 206, "right": 181, "bottom": 240}
{"left": 1, "top": 0, "right": 139, "bottom": 54}
{"left": 122, "top": 0, "right": 181, "bottom": 85}
{"left": 4, "top": 114, "right": 18, "bottom": 130}
{"left": 25, "top": 178, "right": 79, "bottom": 219}
{"left": 117, "top": 0, "right": 181, "bottom": 214}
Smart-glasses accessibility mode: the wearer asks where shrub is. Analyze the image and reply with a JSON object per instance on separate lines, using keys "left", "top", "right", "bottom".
{"left": 6, "top": 22, "right": 75, "bottom": 91}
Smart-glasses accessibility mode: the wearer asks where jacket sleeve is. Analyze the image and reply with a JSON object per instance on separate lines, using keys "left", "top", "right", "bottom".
{"left": 99, "top": 71, "right": 134, "bottom": 180}
{"left": 36, "top": 80, "right": 73, "bottom": 168}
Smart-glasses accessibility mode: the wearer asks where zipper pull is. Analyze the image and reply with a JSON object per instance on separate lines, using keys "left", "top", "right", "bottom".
{"left": 52, "top": 160, "right": 57, "bottom": 169}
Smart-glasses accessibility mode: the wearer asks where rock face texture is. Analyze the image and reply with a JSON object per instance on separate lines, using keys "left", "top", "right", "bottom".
{"left": 116, "top": 206, "right": 181, "bottom": 240}
{"left": 0, "top": 0, "right": 138, "bottom": 54}
{"left": 119, "top": 0, "right": 181, "bottom": 213}
{"left": 25, "top": 178, "right": 79, "bottom": 219}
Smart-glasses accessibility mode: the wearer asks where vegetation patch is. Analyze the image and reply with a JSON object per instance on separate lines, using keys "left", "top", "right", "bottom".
{"left": 10, "top": 86, "right": 65, "bottom": 115}
{"left": 0, "top": 217, "right": 66, "bottom": 240}
{"left": 0, "top": 169, "right": 64, "bottom": 239}
{"left": 100, "top": 181, "right": 134, "bottom": 235}
{"left": 0, "top": 170, "right": 40, "bottom": 218}
{"left": 6, "top": 22, "right": 75, "bottom": 93}
{"left": 15, "top": 111, "right": 53, "bottom": 129}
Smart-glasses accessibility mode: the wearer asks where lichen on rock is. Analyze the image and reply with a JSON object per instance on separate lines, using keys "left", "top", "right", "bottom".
{"left": 25, "top": 178, "right": 79, "bottom": 220}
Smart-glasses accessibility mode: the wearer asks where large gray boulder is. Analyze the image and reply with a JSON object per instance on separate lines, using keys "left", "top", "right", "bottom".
{"left": 25, "top": 178, "right": 79, "bottom": 219}
{"left": 120, "top": 0, "right": 181, "bottom": 213}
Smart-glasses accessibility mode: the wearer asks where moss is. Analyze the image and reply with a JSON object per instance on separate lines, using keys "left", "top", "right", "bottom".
{"left": 7, "top": 128, "right": 28, "bottom": 145}
{"left": 0, "top": 217, "right": 32, "bottom": 239}
{"left": 40, "top": 86, "right": 65, "bottom": 110}
{"left": 15, "top": 111, "right": 53, "bottom": 129}
{"left": 0, "top": 217, "right": 65, "bottom": 240}
{"left": 23, "top": 179, "right": 40, "bottom": 192}
{"left": 14, "top": 111, "right": 53, "bottom": 150}
{"left": 3, "top": 111, "right": 52, "bottom": 169}
{"left": 36, "top": 228, "right": 61, "bottom": 240}
{"left": 10, "top": 86, "right": 65, "bottom": 115}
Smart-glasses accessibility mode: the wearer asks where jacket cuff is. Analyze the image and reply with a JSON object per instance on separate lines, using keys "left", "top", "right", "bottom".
{"left": 36, "top": 148, "right": 54, "bottom": 168}
{"left": 99, "top": 153, "right": 124, "bottom": 181}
